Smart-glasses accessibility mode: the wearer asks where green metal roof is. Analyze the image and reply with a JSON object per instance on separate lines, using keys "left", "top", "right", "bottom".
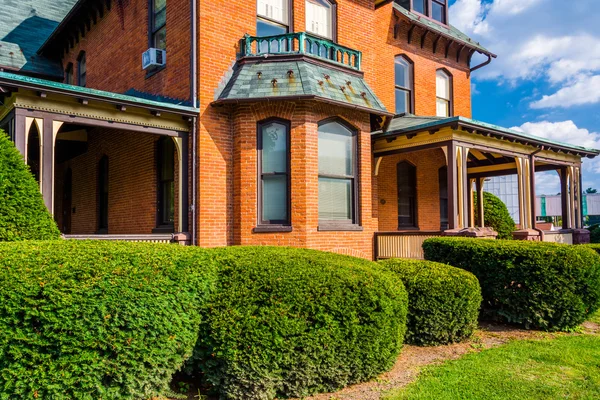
{"left": 373, "top": 114, "right": 600, "bottom": 156}
{"left": 393, "top": 3, "right": 494, "bottom": 57}
{"left": 0, "top": 0, "right": 77, "bottom": 78}
{"left": 0, "top": 71, "right": 199, "bottom": 115}
{"left": 215, "top": 58, "right": 390, "bottom": 115}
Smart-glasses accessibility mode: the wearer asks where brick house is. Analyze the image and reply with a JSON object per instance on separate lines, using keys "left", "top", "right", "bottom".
{"left": 0, "top": 0, "right": 597, "bottom": 259}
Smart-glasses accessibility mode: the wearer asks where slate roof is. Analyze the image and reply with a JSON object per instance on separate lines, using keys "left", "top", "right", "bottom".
{"left": 372, "top": 114, "right": 600, "bottom": 156}
{"left": 393, "top": 3, "right": 495, "bottom": 58}
{"left": 0, "top": 0, "right": 77, "bottom": 78}
{"left": 215, "top": 58, "right": 390, "bottom": 116}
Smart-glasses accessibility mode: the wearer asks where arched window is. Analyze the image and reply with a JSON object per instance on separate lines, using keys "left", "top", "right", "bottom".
{"left": 439, "top": 166, "right": 448, "bottom": 230}
{"left": 395, "top": 56, "right": 413, "bottom": 114}
{"left": 258, "top": 119, "right": 290, "bottom": 226}
{"left": 77, "top": 51, "right": 87, "bottom": 87}
{"left": 97, "top": 156, "right": 109, "bottom": 233}
{"left": 27, "top": 123, "right": 41, "bottom": 184}
{"left": 306, "top": 0, "right": 334, "bottom": 40}
{"left": 436, "top": 69, "right": 452, "bottom": 117}
{"left": 157, "top": 137, "right": 175, "bottom": 230}
{"left": 318, "top": 119, "right": 357, "bottom": 226}
{"left": 397, "top": 161, "right": 417, "bottom": 228}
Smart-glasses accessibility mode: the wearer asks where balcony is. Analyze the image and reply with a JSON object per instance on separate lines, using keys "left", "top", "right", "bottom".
{"left": 241, "top": 32, "right": 362, "bottom": 71}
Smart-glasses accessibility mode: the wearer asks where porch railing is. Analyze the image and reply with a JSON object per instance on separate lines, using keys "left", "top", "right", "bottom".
{"left": 541, "top": 231, "right": 573, "bottom": 245}
{"left": 241, "top": 32, "right": 362, "bottom": 71}
{"left": 63, "top": 233, "right": 190, "bottom": 245}
{"left": 374, "top": 231, "right": 443, "bottom": 260}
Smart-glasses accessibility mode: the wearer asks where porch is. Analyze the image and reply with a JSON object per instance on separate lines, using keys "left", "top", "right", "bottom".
{"left": 372, "top": 115, "right": 599, "bottom": 260}
{"left": 0, "top": 72, "right": 198, "bottom": 245}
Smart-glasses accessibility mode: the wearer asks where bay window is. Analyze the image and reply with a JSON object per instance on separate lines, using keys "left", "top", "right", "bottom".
{"left": 436, "top": 69, "right": 452, "bottom": 117}
{"left": 306, "top": 0, "right": 334, "bottom": 40}
{"left": 318, "top": 120, "right": 358, "bottom": 227}
{"left": 395, "top": 55, "right": 413, "bottom": 114}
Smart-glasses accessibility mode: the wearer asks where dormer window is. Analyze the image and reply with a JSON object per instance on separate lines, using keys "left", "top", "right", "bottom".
{"left": 395, "top": 0, "right": 448, "bottom": 25}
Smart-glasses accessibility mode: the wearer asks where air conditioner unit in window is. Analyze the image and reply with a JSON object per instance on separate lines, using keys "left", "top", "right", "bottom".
{"left": 142, "top": 48, "right": 166, "bottom": 70}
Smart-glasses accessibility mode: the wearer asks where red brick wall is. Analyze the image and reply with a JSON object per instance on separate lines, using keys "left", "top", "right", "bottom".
{"left": 61, "top": 0, "right": 191, "bottom": 101}
{"left": 376, "top": 148, "right": 447, "bottom": 232}
{"left": 54, "top": 129, "right": 179, "bottom": 235}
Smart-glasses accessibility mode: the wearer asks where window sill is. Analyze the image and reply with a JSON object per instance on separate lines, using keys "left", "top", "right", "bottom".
{"left": 253, "top": 225, "right": 293, "bottom": 233}
{"left": 318, "top": 223, "right": 363, "bottom": 232}
{"left": 145, "top": 65, "right": 166, "bottom": 79}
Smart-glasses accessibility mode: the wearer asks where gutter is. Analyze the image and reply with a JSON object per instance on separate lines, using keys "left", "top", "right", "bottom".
{"left": 470, "top": 53, "right": 496, "bottom": 73}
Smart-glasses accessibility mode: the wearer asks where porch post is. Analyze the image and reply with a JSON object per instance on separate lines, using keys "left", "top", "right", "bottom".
{"left": 41, "top": 119, "right": 61, "bottom": 214}
{"left": 476, "top": 177, "right": 485, "bottom": 227}
{"left": 469, "top": 178, "right": 475, "bottom": 228}
{"left": 446, "top": 142, "right": 458, "bottom": 230}
{"left": 515, "top": 157, "right": 532, "bottom": 230}
{"left": 530, "top": 155, "right": 537, "bottom": 229}
{"left": 579, "top": 165, "right": 585, "bottom": 228}
{"left": 456, "top": 146, "right": 470, "bottom": 229}
{"left": 13, "top": 111, "right": 27, "bottom": 157}
{"left": 173, "top": 135, "right": 190, "bottom": 234}
{"left": 569, "top": 166, "right": 576, "bottom": 229}
{"left": 559, "top": 167, "right": 569, "bottom": 229}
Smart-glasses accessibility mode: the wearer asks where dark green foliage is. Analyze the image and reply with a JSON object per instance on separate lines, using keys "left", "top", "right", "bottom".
{"left": 190, "top": 247, "right": 409, "bottom": 400}
{"left": 0, "top": 241, "right": 217, "bottom": 399}
{"left": 587, "top": 244, "right": 600, "bottom": 256}
{"left": 588, "top": 224, "right": 600, "bottom": 244}
{"left": 380, "top": 259, "right": 482, "bottom": 346}
{"left": 423, "top": 238, "right": 600, "bottom": 331}
{"left": 0, "top": 131, "right": 60, "bottom": 241}
{"left": 474, "top": 191, "right": 515, "bottom": 240}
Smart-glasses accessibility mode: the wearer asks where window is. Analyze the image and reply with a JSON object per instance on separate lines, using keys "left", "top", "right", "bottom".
{"left": 318, "top": 120, "right": 357, "bottom": 225}
{"left": 395, "top": 56, "right": 413, "bottom": 114}
{"left": 157, "top": 137, "right": 175, "bottom": 230}
{"left": 257, "top": 0, "right": 289, "bottom": 36}
{"left": 413, "top": 0, "right": 427, "bottom": 15}
{"left": 77, "top": 52, "right": 86, "bottom": 87}
{"left": 395, "top": 0, "right": 448, "bottom": 25}
{"left": 97, "top": 156, "right": 109, "bottom": 234}
{"left": 306, "top": 0, "right": 334, "bottom": 40}
{"left": 436, "top": 69, "right": 452, "bottom": 117}
{"left": 258, "top": 119, "right": 290, "bottom": 226}
{"left": 432, "top": 0, "right": 447, "bottom": 24}
{"left": 150, "top": 0, "right": 167, "bottom": 50}
{"left": 439, "top": 166, "right": 448, "bottom": 230}
{"left": 397, "top": 161, "right": 417, "bottom": 228}
{"left": 65, "top": 63, "right": 73, "bottom": 85}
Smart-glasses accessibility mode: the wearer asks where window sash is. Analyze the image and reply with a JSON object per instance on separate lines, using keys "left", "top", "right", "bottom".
{"left": 257, "top": 0, "right": 288, "bottom": 25}
{"left": 397, "top": 162, "right": 417, "bottom": 228}
{"left": 78, "top": 56, "right": 86, "bottom": 87}
{"left": 306, "top": 0, "right": 332, "bottom": 39}
{"left": 432, "top": 0, "right": 447, "bottom": 23}
{"left": 395, "top": 87, "right": 412, "bottom": 114}
{"left": 151, "top": 0, "right": 167, "bottom": 49}
{"left": 436, "top": 98, "right": 450, "bottom": 117}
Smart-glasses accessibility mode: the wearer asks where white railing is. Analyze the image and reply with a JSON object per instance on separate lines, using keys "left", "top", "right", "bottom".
{"left": 63, "top": 233, "right": 190, "bottom": 245}
{"left": 375, "top": 231, "right": 443, "bottom": 260}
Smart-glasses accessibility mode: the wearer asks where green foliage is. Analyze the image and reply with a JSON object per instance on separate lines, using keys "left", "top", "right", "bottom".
{"left": 189, "top": 247, "right": 409, "bottom": 400}
{"left": 0, "top": 241, "right": 217, "bottom": 399}
{"left": 0, "top": 131, "right": 60, "bottom": 241}
{"left": 588, "top": 224, "right": 600, "bottom": 244}
{"left": 474, "top": 191, "right": 515, "bottom": 240}
{"left": 380, "top": 259, "right": 482, "bottom": 346}
{"left": 423, "top": 238, "right": 600, "bottom": 331}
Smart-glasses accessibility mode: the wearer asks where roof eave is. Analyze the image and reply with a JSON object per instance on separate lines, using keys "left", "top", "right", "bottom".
{"left": 37, "top": 0, "right": 88, "bottom": 56}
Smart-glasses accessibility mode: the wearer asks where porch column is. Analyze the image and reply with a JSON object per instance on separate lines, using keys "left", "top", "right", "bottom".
{"left": 13, "top": 112, "right": 26, "bottom": 157}
{"left": 559, "top": 167, "right": 570, "bottom": 229}
{"left": 173, "top": 135, "right": 190, "bottom": 233}
{"left": 515, "top": 157, "right": 532, "bottom": 230}
{"left": 456, "top": 145, "right": 470, "bottom": 229}
{"left": 529, "top": 154, "right": 537, "bottom": 229}
{"left": 476, "top": 177, "right": 485, "bottom": 227}
{"left": 446, "top": 142, "right": 458, "bottom": 230}
{"left": 41, "top": 119, "right": 62, "bottom": 214}
{"left": 569, "top": 166, "right": 577, "bottom": 229}
{"left": 469, "top": 178, "right": 475, "bottom": 228}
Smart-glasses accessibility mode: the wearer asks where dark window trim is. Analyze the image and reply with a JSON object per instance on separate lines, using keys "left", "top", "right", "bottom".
{"left": 408, "top": 0, "right": 449, "bottom": 26}
{"left": 77, "top": 51, "right": 86, "bottom": 87}
{"left": 317, "top": 117, "right": 360, "bottom": 230}
{"left": 397, "top": 160, "right": 418, "bottom": 230}
{"left": 436, "top": 67, "right": 453, "bottom": 117}
{"left": 154, "top": 137, "right": 175, "bottom": 233}
{"left": 97, "top": 155, "right": 109, "bottom": 234}
{"left": 148, "top": 0, "right": 167, "bottom": 49}
{"left": 257, "top": 117, "right": 292, "bottom": 228}
{"left": 305, "top": 0, "right": 338, "bottom": 42}
{"left": 395, "top": 54, "right": 415, "bottom": 114}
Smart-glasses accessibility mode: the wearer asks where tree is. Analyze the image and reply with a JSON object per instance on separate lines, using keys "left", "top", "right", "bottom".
{"left": 474, "top": 191, "right": 516, "bottom": 240}
{"left": 586, "top": 188, "right": 597, "bottom": 194}
{"left": 0, "top": 130, "right": 60, "bottom": 241}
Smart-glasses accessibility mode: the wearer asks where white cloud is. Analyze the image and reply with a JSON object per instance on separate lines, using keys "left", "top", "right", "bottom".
{"left": 449, "top": 0, "right": 489, "bottom": 35}
{"left": 530, "top": 75, "right": 600, "bottom": 109}
{"left": 490, "top": 0, "right": 543, "bottom": 16}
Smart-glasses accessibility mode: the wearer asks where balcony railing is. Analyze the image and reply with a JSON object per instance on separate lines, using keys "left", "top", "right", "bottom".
{"left": 241, "top": 32, "right": 362, "bottom": 71}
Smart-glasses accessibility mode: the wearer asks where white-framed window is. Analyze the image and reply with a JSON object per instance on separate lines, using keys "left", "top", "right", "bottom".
{"left": 395, "top": 56, "right": 413, "bottom": 114}
{"left": 257, "top": 0, "right": 289, "bottom": 36}
{"left": 306, "top": 0, "right": 333, "bottom": 39}
{"left": 436, "top": 69, "right": 452, "bottom": 117}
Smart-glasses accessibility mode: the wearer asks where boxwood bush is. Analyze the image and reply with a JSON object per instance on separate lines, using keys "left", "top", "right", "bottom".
{"left": 0, "top": 130, "right": 60, "bottom": 241}
{"left": 423, "top": 237, "right": 600, "bottom": 331}
{"left": 189, "top": 247, "right": 408, "bottom": 400}
{"left": 0, "top": 241, "right": 217, "bottom": 399}
{"left": 380, "top": 259, "right": 481, "bottom": 346}
{"left": 474, "top": 191, "right": 515, "bottom": 240}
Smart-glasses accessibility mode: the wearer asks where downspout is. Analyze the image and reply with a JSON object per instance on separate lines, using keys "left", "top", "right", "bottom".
{"left": 470, "top": 53, "right": 496, "bottom": 73}
{"left": 190, "top": 0, "right": 198, "bottom": 245}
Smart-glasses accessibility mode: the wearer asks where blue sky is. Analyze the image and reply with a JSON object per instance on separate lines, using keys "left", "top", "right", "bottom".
{"left": 449, "top": 0, "right": 600, "bottom": 194}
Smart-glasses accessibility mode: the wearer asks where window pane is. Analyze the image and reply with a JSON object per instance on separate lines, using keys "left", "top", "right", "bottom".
{"left": 413, "top": 0, "right": 427, "bottom": 14}
{"left": 436, "top": 70, "right": 450, "bottom": 99}
{"left": 160, "top": 139, "right": 175, "bottom": 180}
{"left": 395, "top": 88, "right": 410, "bottom": 114}
{"left": 257, "top": 19, "right": 288, "bottom": 52}
{"left": 154, "top": 5, "right": 166, "bottom": 29}
{"left": 154, "top": 26, "right": 167, "bottom": 50}
{"left": 162, "top": 181, "right": 175, "bottom": 224}
{"left": 436, "top": 98, "right": 449, "bottom": 117}
{"left": 432, "top": 2, "right": 446, "bottom": 23}
{"left": 397, "top": 162, "right": 416, "bottom": 227}
{"left": 154, "top": 0, "right": 166, "bottom": 12}
{"left": 439, "top": 167, "right": 448, "bottom": 229}
{"left": 319, "top": 177, "right": 352, "bottom": 220}
{"left": 262, "top": 122, "right": 287, "bottom": 173}
{"left": 395, "top": 57, "right": 410, "bottom": 88}
{"left": 306, "top": 0, "right": 332, "bottom": 39}
{"left": 257, "top": 0, "right": 288, "bottom": 24}
{"left": 318, "top": 122, "right": 354, "bottom": 177}
{"left": 263, "top": 175, "right": 288, "bottom": 221}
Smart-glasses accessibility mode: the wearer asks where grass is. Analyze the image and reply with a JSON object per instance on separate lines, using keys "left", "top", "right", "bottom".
{"left": 386, "top": 312, "right": 600, "bottom": 400}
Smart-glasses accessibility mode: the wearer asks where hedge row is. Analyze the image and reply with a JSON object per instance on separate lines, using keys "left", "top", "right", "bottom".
{"left": 423, "top": 237, "right": 600, "bottom": 331}
{"left": 0, "top": 241, "right": 217, "bottom": 399}
{"left": 380, "top": 259, "right": 481, "bottom": 346}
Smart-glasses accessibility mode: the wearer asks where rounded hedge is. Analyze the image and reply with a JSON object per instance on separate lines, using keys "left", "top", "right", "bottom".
{"left": 188, "top": 247, "right": 408, "bottom": 400}
{"left": 380, "top": 259, "right": 482, "bottom": 346}
{"left": 474, "top": 192, "right": 515, "bottom": 240}
{"left": 0, "top": 241, "right": 217, "bottom": 399}
{"left": 0, "top": 131, "right": 60, "bottom": 241}
{"left": 423, "top": 237, "right": 600, "bottom": 331}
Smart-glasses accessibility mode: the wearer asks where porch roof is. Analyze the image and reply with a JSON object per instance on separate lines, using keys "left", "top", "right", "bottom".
{"left": 372, "top": 114, "right": 600, "bottom": 158}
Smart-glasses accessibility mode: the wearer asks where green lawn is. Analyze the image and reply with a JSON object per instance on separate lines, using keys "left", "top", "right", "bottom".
{"left": 386, "top": 317, "right": 600, "bottom": 400}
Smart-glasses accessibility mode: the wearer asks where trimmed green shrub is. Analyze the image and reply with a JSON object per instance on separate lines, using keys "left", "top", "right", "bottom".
{"left": 474, "top": 191, "right": 515, "bottom": 240}
{"left": 0, "top": 131, "right": 60, "bottom": 241}
{"left": 189, "top": 247, "right": 408, "bottom": 400}
{"left": 380, "top": 259, "right": 482, "bottom": 346}
{"left": 0, "top": 241, "right": 217, "bottom": 399}
{"left": 423, "top": 237, "right": 600, "bottom": 331}
{"left": 589, "top": 224, "right": 600, "bottom": 244}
